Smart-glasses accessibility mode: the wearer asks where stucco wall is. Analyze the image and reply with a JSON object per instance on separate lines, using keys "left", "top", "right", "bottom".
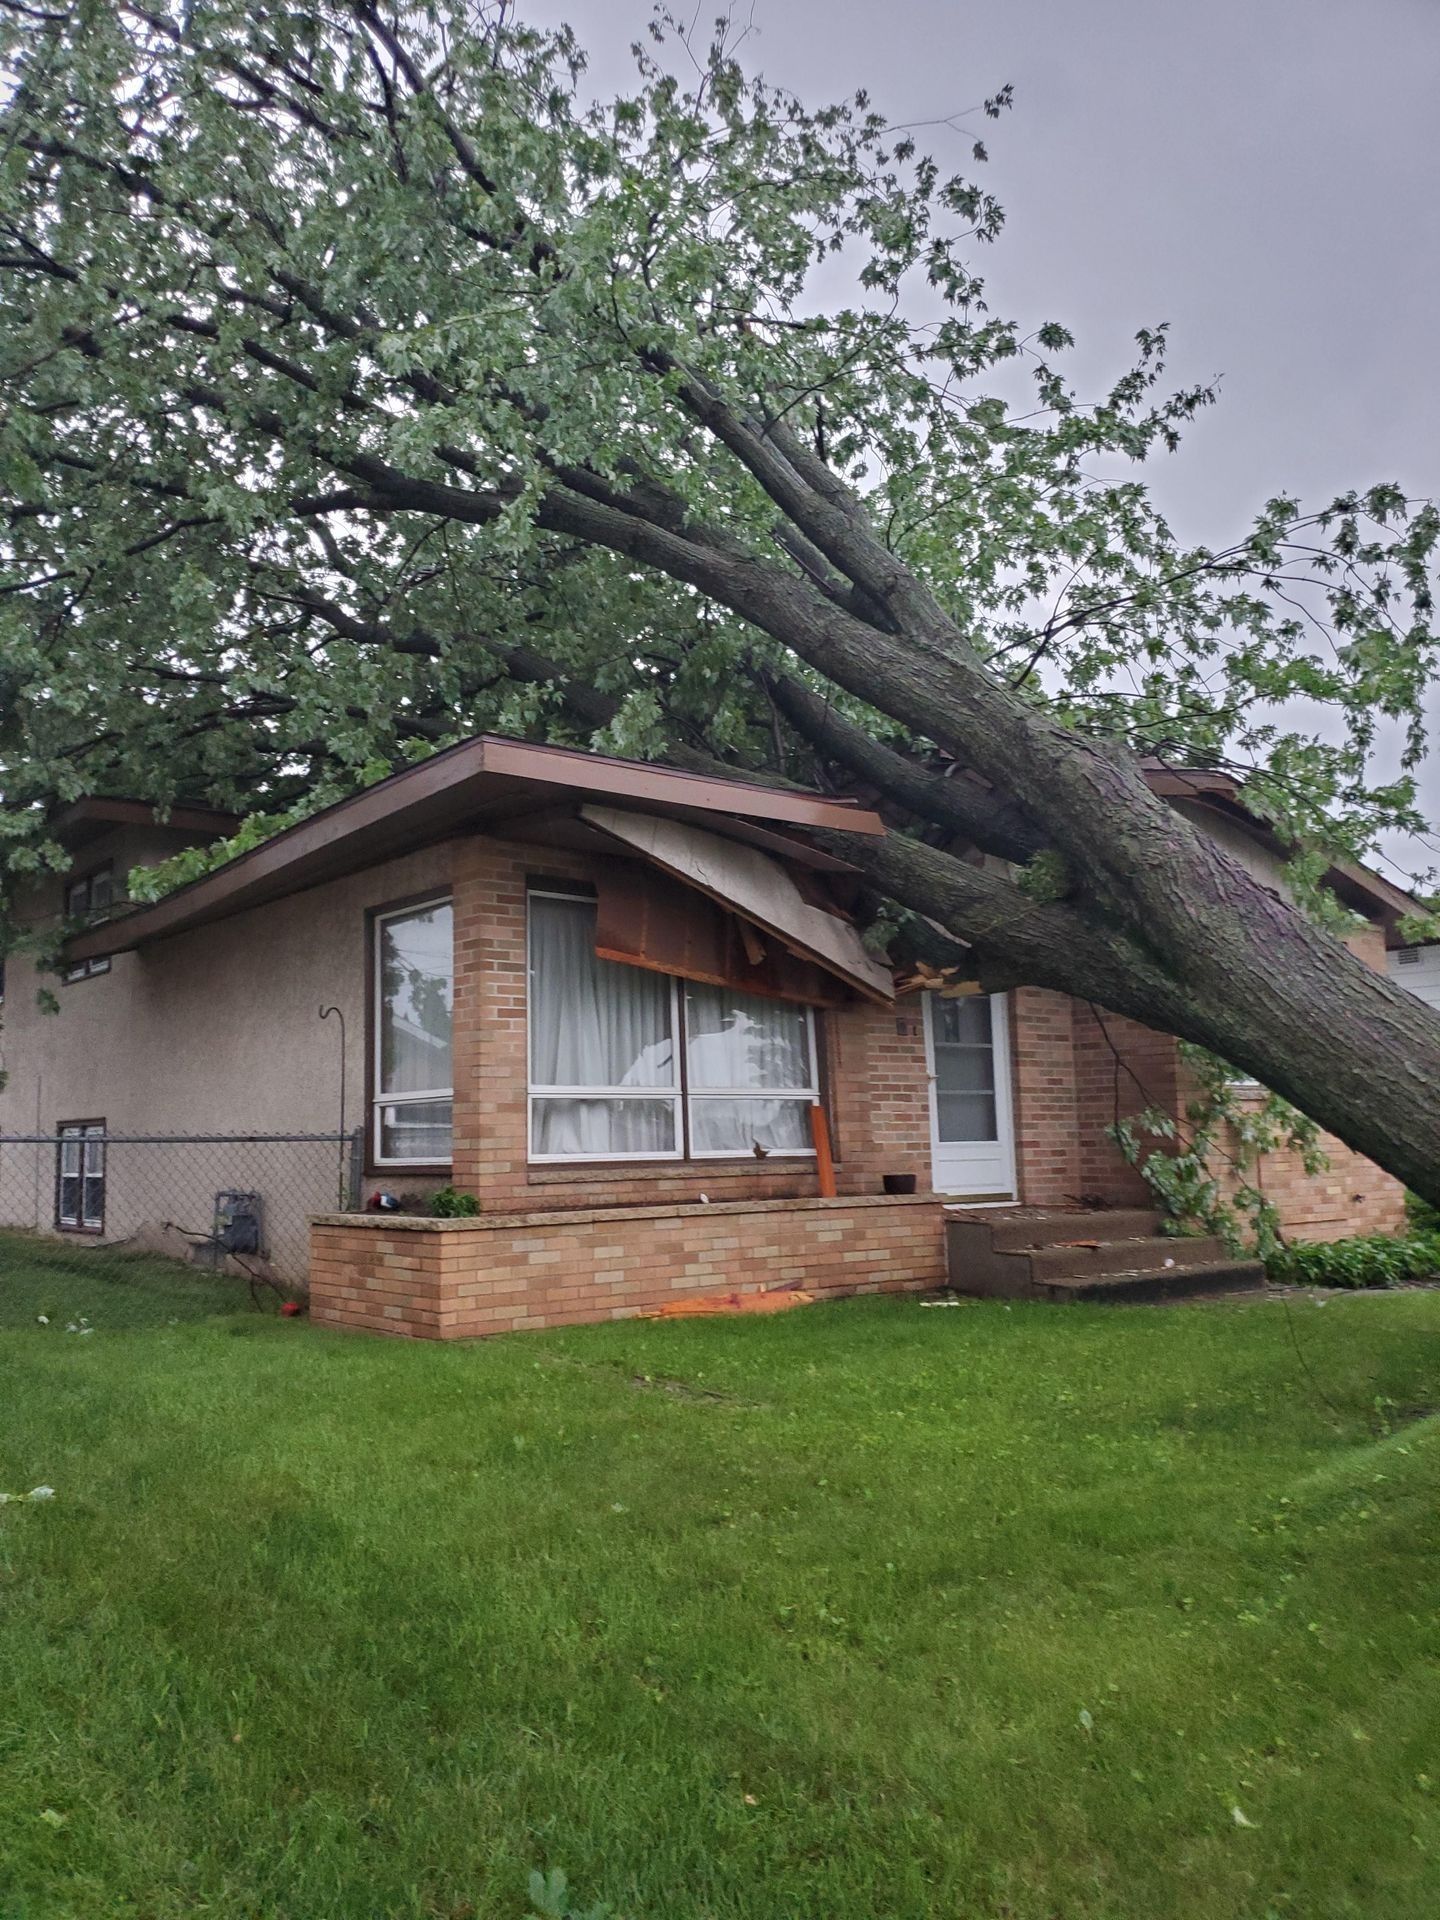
{"left": 0, "top": 837, "right": 457, "bottom": 1276}
{"left": 2, "top": 837, "right": 455, "bottom": 1138}
{"left": 1168, "top": 800, "right": 1296, "bottom": 899}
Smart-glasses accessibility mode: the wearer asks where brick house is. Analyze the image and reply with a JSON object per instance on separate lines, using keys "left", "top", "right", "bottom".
{"left": 0, "top": 736, "right": 1419, "bottom": 1335}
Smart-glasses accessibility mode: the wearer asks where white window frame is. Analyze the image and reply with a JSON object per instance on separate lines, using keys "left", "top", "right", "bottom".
{"left": 685, "top": 990, "right": 819, "bottom": 1161}
{"left": 527, "top": 890, "right": 684, "bottom": 1164}
{"left": 525, "top": 890, "right": 820, "bottom": 1165}
{"left": 57, "top": 1121, "right": 106, "bottom": 1232}
{"left": 372, "top": 895, "right": 455, "bottom": 1169}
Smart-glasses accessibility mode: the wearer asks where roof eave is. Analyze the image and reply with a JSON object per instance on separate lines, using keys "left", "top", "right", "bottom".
{"left": 64, "top": 736, "right": 885, "bottom": 963}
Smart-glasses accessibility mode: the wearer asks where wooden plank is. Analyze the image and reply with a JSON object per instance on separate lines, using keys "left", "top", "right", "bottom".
{"left": 580, "top": 805, "right": 895, "bottom": 1003}
{"left": 810, "top": 1103, "right": 837, "bottom": 1198}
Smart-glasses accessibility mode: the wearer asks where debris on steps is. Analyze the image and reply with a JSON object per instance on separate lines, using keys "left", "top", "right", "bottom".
{"left": 944, "top": 1207, "right": 1265, "bottom": 1304}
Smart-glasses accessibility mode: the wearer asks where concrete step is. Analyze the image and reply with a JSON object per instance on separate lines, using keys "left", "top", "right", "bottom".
{"left": 1036, "top": 1259, "right": 1266, "bottom": 1305}
{"left": 949, "top": 1207, "right": 1163, "bottom": 1252}
{"left": 944, "top": 1208, "right": 1265, "bottom": 1303}
{"left": 1024, "top": 1233, "right": 1234, "bottom": 1285}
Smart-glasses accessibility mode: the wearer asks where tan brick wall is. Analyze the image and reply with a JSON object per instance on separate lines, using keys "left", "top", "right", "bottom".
{"left": 1207, "top": 1095, "right": 1407, "bottom": 1240}
{"left": 997, "top": 913, "right": 1406, "bottom": 1241}
{"left": 1195, "top": 922, "right": 1405, "bottom": 1240}
{"left": 1070, "top": 1003, "right": 1185, "bottom": 1207}
{"left": 309, "top": 1194, "right": 946, "bottom": 1339}
{"left": 450, "top": 836, "right": 934, "bottom": 1211}
{"left": 1009, "top": 988, "right": 1081, "bottom": 1205}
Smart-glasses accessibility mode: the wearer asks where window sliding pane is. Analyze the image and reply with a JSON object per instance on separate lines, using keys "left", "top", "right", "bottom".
{"left": 81, "top": 1174, "right": 104, "bottom": 1229}
{"left": 379, "top": 904, "right": 453, "bottom": 1097}
{"left": 379, "top": 1098, "right": 453, "bottom": 1162}
{"left": 684, "top": 985, "right": 812, "bottom": 1091}
{"left": 933, "top": 995, "right": 990, "bottom": 1046}
{"left": 936, "top": 1090, "right": 998, "bottom": 1143}
{"left": 531, "top": 1097, "right": 678, "bottom": 1158}
{"left": 933, "top": 1044, "right": 995, "bottom": 1095}
{"left": 528, "top": 897, "right": 675, "bottom": 1089}
{"left": 58, "top": 1176, "right": 80, "bottom": 1226}
{"left": 690, "top": 1096, "right": 813, "bottom": 1156}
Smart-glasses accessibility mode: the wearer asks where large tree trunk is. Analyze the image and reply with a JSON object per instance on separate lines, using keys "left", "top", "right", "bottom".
{"left": 826, "top": 826, "right": 1440, "bottom": 1204}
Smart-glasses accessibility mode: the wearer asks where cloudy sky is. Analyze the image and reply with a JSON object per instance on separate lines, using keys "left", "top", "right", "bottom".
{"left": 531, "top": 0, "right": 1440, "bottom": 866}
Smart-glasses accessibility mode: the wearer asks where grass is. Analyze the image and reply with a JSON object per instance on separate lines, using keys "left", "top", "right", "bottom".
{"left": 0, "top": 1228, "right": 270, "bottom": 1330}
{"left": 1, "top": 1250, "right": 1438, "bottom": 1919}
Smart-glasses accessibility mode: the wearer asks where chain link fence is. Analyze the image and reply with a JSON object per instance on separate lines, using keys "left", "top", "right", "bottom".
{"left": 0, "top": 1131, "right": 361, "bottom": 1330}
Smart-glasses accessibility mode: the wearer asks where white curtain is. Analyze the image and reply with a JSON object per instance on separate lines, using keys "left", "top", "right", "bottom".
{"left": 683, "top": 985, "right": 812, "bottom": 1089}
{"left": 685, "top": 984, "right": 815, "bottom": 1155}
{"left": 529, "top": 896, "right": 678, "bottom": 1156}
{"left": 689, "top": 1097, "right": 811, "bottom": 1155}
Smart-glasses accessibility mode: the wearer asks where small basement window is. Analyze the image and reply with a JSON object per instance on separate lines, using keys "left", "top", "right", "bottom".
{"left": 64, "top": 864, "right": 114, "bottom": 980}
{"left": 56, "top": 1121, "right": 106, "bottom": 1233}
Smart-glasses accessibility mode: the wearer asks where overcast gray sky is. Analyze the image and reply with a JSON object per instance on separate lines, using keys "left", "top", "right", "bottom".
{"left": 531, "top": 0, "right": 1440, "bottom": 862}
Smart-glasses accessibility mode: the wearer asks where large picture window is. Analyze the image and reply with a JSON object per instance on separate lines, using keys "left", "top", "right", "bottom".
{"left": 528, "top": 891, "right": 680, "bottom": 1159}
{"left": 527, "top": 892, "right": 819, "bottom": 1163}
{"left": 373, "top": 898, "right": 454, "bottom": 1166}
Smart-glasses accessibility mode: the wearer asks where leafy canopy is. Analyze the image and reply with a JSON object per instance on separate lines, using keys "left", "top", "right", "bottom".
{"left": 1, "top": 0, "right": 1436, "bottom": 906}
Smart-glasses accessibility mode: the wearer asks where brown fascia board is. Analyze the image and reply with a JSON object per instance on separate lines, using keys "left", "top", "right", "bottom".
{"left": 476, "top": 736, "right": 881, "bottom": 831}
{"left": 65, "top": 734, "right": 885, "bottom": 963}
{"left": 48, "top": 797, "right": 243, "bottom": 850}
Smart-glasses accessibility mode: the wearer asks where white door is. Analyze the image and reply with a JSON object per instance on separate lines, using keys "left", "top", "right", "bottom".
{"left": 924, "top": 992, "right": 1016, "bottom": 1199}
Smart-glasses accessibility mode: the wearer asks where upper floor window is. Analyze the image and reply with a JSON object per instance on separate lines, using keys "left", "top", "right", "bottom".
{"left": 373, "top": 898, "right": 453, "bottom": 1166}
{"left": 64, "top": 865, "right": 113, "bottom": 980}
{"left": 526, "top": 890, "right": 819, "bottom": 1163}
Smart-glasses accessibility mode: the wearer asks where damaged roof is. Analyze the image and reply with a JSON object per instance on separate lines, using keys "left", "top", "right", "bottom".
{"left": 64, "top": 734, "right": 885, "bottom": 974}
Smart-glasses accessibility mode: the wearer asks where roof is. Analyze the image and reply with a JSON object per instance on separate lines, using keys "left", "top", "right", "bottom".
{"left": 66, "top": 734, "right": 884, "bottom": 965}
{"left": 49, "top": 797, "right": 243, "bottom": 853}
{"left": 1143, "top": 766, "right": 1423, "bottom": 940}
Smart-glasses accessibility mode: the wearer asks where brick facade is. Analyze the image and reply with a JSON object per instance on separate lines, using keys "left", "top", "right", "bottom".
{"left": 1008, "top": 988, "right": 1080, "bottom": 1205}
{"left": 1071, "top": 1002, "right": 1186, "bottom": 1207}
{"left": 311, "top": 830, "right": 1405, "bottom": 1340}
{"left": 1008, "top": 920, "right": 1406, "bottom": 1239}
{"left": 310, "top": 1194, "right": 945, "bottom": 1339}
{"left": 447, "top": 835, "right": 934, "bottom": 1213}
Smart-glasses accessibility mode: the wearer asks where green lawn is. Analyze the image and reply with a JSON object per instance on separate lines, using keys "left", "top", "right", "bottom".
{"left": 1, "top": 1263, "right": 1438, "bottom": 1920}
{"left": 0, "top": 1228, "right": 273, "bottom": 1330}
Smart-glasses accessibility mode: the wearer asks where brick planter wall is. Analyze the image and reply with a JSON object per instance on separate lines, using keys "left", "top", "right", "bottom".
{"left": 309, "top": 1194, "right": 945, "bottom": 1339}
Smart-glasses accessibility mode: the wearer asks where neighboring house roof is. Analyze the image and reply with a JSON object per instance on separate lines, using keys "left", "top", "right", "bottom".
{"left": 66, "top": 734, "right": 888, "bottom": 999}
{"left": 49, "top": 797, "right": 244, "bottom": 853}
{"left": 1142, "top": 766, "right": 1423, "bottom": 943}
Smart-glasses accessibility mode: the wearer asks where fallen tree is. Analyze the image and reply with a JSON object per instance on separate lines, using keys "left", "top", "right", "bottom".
{"left": 3, "top": 3, "right": 1439, "bottom": 1196}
